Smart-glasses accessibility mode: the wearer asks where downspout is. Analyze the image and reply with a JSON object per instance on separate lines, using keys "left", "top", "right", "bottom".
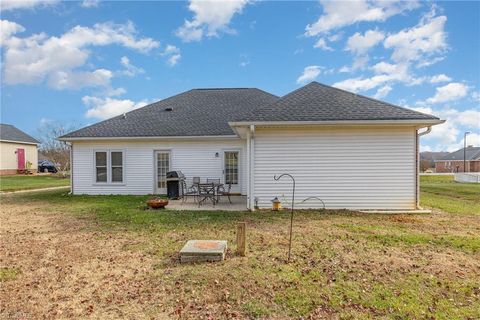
{"left": 246, "top": 129, "right": 251, "bottom": 210}
{"left": 249, "top": 125, "right": 255, "bottom": 211}
{"left": 416, "top": 127, "right": 432, "bottom": 208}
{"left": 69, "top": 142, "right": 73, "bottom": 195}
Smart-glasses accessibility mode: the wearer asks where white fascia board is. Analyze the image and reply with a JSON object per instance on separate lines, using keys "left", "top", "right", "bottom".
{"left": 0, "top": 139, "right": 39, "bottom": 145}
{"left": 229, "top": 119, "right": 445, "bottom": 128}
{"left": 58, "top": 135, "right": 240, "bottom": 142}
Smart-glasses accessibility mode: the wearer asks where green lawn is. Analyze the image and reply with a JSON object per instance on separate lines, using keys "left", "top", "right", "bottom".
{"left": 420, "top": 175, "right": 480, "bottom": 215}
{"left": 2, "top": 179, "right": 480, "bottom": 319}
{"left": 0, "top": 175, "right": 70, "bottom": 192}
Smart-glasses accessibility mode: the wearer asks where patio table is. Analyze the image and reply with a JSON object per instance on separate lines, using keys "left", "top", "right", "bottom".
{"left": 197, "top": 183, "right": 223, "bottom": 206}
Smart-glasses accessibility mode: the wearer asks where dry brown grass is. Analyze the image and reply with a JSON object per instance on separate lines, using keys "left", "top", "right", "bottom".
{"left": 1, "top": 191, "right": 479, "bottom": 319}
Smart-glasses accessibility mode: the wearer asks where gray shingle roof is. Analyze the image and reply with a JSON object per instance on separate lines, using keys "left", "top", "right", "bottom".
{"left": 62, "top": 88, "right": 278, "bottom": 138}
{"left": 439, "top": 147, "right": 480, "bottom": 161}
{"left": 0, "top": 124, "right": 39, "bottom": 144}
{"left": 62, "top": 82, "right": 440, "bottom": 139}
{"left": 233, "top": 82, "right": 439, "bottom": 122}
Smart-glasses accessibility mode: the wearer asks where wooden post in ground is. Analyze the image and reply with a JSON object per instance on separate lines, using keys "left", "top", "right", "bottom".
{"left": 236, "top": 222, "right": 246, "bottom": 256}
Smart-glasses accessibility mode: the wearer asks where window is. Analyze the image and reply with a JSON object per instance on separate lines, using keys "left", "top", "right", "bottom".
{"left": 224, "top": 151, "right": 239, "bottom": 185}
{"left": 95, "top": 150, "right": 124, "bottom": 183}
{"left": 111, "top": 152, "right": 123, "bottom": 182}
{"left": 95, "top": 151, "right": 107, "bottom": 182}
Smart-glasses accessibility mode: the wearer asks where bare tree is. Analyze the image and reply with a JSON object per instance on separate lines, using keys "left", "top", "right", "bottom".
{"left": 37, "top": 122, "right": 78, "bottom": 176}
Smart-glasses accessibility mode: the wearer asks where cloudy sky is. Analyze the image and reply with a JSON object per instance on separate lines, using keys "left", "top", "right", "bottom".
{"left": 1, "top": 0, "right": 479, "bottom": 151}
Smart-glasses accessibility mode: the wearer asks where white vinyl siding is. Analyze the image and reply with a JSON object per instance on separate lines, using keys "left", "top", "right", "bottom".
{"left": 72, "top": 139, "right": 246, "bottom": 195}
{"left": 253, "top": 126, "right": 416, "bottom": 210}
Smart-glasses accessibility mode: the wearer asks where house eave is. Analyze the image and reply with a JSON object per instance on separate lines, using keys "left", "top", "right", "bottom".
{"left": 58, "top": 134, "right": 240, "bottom": 142}
{"left": 0, "top": 139, "right": 39, "bottom": 145}
{"left": 229, "top": 119, "right": 445, "bottom": 128}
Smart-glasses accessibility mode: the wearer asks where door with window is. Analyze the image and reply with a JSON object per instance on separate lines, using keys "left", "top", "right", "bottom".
{"left": 224, "top": 151, "right": 240, "bottom": 194}
{"left": 155, "top": 151, "right": 170, "bottom": 194}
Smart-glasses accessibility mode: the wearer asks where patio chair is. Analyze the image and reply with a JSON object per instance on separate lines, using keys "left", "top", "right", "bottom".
{"left": 207, "top": 178, "right": 221, "bottom": 184}
{"left": 182, "top": 180, "right": 198, "bottom": 203}
{"left": 217, "top": 183, "right": 232, "bottom": 204}
{"left": 192, "top": 176, "right": 201, "bottom": 185}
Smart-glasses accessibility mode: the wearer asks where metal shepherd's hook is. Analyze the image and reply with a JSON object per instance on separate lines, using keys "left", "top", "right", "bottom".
{"left": 273, "top": 173, "right": 295, "bottom": 263}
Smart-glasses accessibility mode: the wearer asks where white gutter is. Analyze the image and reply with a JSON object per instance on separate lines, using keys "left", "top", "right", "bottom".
{"left": 59, "top": 135, "right": 240, "bottom": 142}
{"left": 416, "top": 126, "right": 433, "bottom": 209}
{"left": 418, "top": 126, "right": 432, "bottom": 136}
{"left": 69, "top": 143, "right": 73, "bottom": 195}
{"left": 229, "top": 119, "right": 445, "bottom": 127}
{"left": 0, "top": 139, "right": 39, "bottom": 145}
{"left": 246, "top": 129, "right": 251, "bottom": 210}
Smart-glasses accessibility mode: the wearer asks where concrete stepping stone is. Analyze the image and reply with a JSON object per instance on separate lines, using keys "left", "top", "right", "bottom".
{"left": 180, "top": 240, "right": 227, "bottom": 263}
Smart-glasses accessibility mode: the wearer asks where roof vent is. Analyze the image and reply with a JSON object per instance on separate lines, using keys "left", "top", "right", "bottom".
{"left": 122, "top": 112, "right": 127, "bottom": 119}
{"left": 165, "top": 107, "right": 173, "bottom": 112}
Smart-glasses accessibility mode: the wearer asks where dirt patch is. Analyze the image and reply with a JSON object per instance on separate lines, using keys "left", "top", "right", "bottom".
{"left": 0, "top": 203, "right": 170, "bottom": 320}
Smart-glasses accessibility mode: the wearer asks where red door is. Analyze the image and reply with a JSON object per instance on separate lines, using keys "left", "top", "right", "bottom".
{"left": 17, "top": 148, "right": 25, "bottom": 170}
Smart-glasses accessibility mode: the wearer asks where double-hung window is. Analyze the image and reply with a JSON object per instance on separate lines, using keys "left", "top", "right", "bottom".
{"left": 94, "top": 150, "right": 124, "bottom": 183}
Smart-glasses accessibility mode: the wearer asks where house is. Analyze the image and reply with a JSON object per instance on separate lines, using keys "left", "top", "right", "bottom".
{"left": 419, "top": 151, "right": 449, "bottom": 172}
{"left": 60, "top": 82, "right": 444, "bottom": 211}
{"left": 0, "top": 124, "right": 40, "bottom": 175}
{"left": 435, "top": 146, "right": 480, "bottom": 173}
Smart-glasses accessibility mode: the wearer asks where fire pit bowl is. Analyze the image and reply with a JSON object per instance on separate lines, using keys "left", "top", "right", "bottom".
{"left": 146, "top": 198, "right": 169, "bottom": 209}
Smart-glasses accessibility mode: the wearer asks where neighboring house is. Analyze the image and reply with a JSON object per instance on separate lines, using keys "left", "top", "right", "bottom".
{"left": 435, "top": 146, "right": 480, "bottom": 173}
{"left": 0, "top": 124, "right": 40, "bottom": 175}
{"left": 60, "top": 82, "right": 443, "bottom": 211}
{"left": 419, "top": 151, "right": 449, "bottom": 172}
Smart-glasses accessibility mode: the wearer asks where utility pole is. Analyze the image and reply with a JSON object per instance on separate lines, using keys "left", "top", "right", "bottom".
{"left": 464, "top": 131, "right": 471, "bottom": 172}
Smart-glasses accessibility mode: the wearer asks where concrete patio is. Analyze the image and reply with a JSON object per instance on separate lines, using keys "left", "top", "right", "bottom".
{"left": 167, "top": 196, "right": 248, "bottom": 211}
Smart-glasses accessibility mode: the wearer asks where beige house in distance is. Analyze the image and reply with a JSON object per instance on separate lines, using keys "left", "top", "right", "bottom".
{"left": 0, "top": 124, "right": 40, "bottom": 175}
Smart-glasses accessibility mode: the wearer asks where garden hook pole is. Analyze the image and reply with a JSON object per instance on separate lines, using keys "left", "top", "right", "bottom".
{"left": 273, "top": 173, "right": 295, "bottom": 263}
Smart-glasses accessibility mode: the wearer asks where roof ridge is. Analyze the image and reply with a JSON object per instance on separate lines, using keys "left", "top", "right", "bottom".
{"left": 193, "top": 87, "right": 256, "bottom": 90}
{"left": 312, "top": 81, "right": 440, "bottom": 120}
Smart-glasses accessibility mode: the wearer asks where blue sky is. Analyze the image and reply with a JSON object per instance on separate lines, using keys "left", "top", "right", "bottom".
{"left": 1, "top": 0, "right": 479, "bottom": 151}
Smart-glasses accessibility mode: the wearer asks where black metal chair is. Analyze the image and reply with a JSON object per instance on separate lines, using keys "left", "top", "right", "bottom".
{"left": 217, "top": 183, "right": 232, "bottom": 204}
{"left": 181, "top": 180, "right": 198, "bottom": 203}
{"left": 207, "top": 178, "right": 220, "bottom": 184}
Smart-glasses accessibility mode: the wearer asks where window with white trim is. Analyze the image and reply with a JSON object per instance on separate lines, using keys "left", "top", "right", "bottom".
{"left": 95, "top": 151, "right": 107, "bottom": 182}
{"left": 95, "top": 150, "right": 124, "bottom": 183}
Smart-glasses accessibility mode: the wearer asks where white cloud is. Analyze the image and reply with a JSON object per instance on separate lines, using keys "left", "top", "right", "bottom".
{"left": 297, "top": 66, "right": 322, "bottom": 84}
{"left": 81, "top": 0, "right": 100, "bottom": 8}
{"left": 305, "top": 0, "right": 419, "bottom": 36}
{"left": 425, "top": 82, "right": 469, "bottom": 104}
{"left": 119, "top": 56, "right": 144, "bottom": 77}
{"left": 47, "top": 68, "right": 112, "bottom": 90}
{"left": 346, "top": 29, "right": 385, "bottom": 55}
{"left": 333, "top": 74, "right": 393, "bottom": 92}
{"left": 373, "top": 85, "right": 392, "bottom": 99}
{"left": 384, "top": 10, "right": 447, "bottom": 63}
{"left": 413, "top": 106, "right": 480, "bottom": 151}
{"left": 429, "top": 74, "right": 451, "bottom": 83}
{"left": 0, "top": 20, "right": 25, "bottom": 45}
{"left": 1, "top": 20, "right": 159, "bottom": 89}
{"left": 161, "top": 44, "right": 181, "bottom": 67}
{"left": 167, "top": 54, "right": 181, "bottom": 67}
{"left": 313, "top": 38, "right": 333, "bottom": 51}
{"left": 342, "top": 29, "right": 385, "bottom": 71}
{"left": 0, "top": 0, "right": 59, "bottom": 11}
{"left": 83, "top": 95, "right": 149, "bottom": 119}
{"left": 176, "top": 0, "right": 250, "bottom": 42}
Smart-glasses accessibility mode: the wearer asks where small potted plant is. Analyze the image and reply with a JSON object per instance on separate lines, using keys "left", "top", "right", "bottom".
{"left": 146, "top": 197, "right": 169, "bottom": 209}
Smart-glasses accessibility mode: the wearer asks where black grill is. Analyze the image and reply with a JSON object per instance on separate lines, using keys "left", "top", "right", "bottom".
{"left": 166, "top": 171, "right": 185, "bottom": 199}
